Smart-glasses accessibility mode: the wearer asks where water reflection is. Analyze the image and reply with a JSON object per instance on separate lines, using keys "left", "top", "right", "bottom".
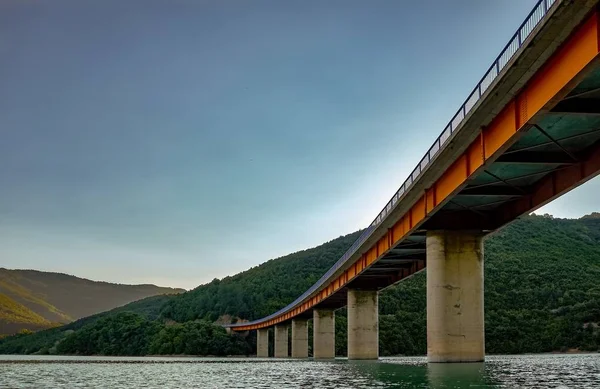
{"left": 427, "top": 362, "right": 494, "bottom": 388}
{"left": 0, "top": 354, "right": 598, "bottom": 388}
{"left": 349, "top": 359, "right": 429, "bottom": 387}
{"left": 349, "top": 360, "right": 495, "bottom": 388}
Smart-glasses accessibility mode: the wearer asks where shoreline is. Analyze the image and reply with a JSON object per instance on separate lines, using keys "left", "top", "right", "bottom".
{"left": 0, "top": 352, "right": 597, "bottom": 363}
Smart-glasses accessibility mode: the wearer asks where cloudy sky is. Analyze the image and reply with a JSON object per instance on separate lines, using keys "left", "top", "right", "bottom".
{"left": 1, "top": 0, "right": 597, "bottom": 289}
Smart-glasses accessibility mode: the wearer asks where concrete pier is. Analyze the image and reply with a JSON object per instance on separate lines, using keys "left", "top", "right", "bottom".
{"left": 256, "top": 328, "right": 269, "bottom": 358}
{"left": 274, "top": 324, "right": 289, "bottom": 358}
{"left": 347, "top": 289, "right": 378, "bottom": 360}
{"left": 313, "top": 309, "right": 335, "bottom": 359}
{"left": 291, "top": 319, "right": 308, "bottom": 358}
{"left": 426, "top": 231, "right": 485, "bottom": 363}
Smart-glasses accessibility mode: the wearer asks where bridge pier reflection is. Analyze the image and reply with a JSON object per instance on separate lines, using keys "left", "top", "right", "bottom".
{"left": 427, "top": 362, "right": 487, "bottom": 387}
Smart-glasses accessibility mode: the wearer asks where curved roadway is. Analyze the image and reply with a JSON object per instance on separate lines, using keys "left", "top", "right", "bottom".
{"left": 226, "top": 0, "right": 600, "bottom": 331}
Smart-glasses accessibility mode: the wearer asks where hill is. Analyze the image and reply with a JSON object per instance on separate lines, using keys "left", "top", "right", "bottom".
{"left": 0, "top": 268, "right": 185, "bottom": 336}
{"left": 160, "top": 231, "right": 362, "bottom": 322}
{"left": 0, "top": 294, "right": 250, "bottom": 356}
{"left": 160, "top": 213, "right": 600, "bottom": 355}
{"left": 378, "top": 213, "right": 600, "bottom": 355}
{"left": 1, "top": 214, "right": 599, "bottom": 355}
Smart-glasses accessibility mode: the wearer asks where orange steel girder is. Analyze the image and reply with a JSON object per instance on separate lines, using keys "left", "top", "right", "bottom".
{"left": 233, "top": 9, "right": 600, "bottom": 332}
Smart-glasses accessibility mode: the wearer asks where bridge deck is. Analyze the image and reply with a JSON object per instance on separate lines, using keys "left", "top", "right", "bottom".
{"left": 227, "top": 0, "right": 600, "bottom": 331}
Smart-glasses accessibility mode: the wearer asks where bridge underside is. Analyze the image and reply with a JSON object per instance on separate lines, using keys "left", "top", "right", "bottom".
{"left": 227, "top": 5, "right": 600, "bottom": 346}
{"left": 311, "top": 64, "right": 600, "bottom": 311}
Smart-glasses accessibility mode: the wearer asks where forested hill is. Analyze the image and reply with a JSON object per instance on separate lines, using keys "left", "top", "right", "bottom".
{"left": 0, "top": 268, "right": 184, "bottom": 336}
{"left": 159, "top": 213, "right": 600, "bottom": 355}
{"left": 1, "top": 214, "right": 599, "bottom": 355}
{"left": 159, "top": 231, "right": 362, "bottom": 322}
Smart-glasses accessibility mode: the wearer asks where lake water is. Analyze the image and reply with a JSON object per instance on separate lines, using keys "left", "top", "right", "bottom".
{"left": 0, "top": 354, "right": 599, "bottom": 388}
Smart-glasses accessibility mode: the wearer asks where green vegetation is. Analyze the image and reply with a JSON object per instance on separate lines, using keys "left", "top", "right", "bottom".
{"left": 378, "top": 213, "right": 600, "bottom": 355}
{"left": 0, "top": 295, "right": 250, "bottom": 356}
{"left": 0, "top": 268, "right": 185, "bottom": 336}
{"left": 160, "top": 231, "right": 362, "bottom": 322}
{"left": 56, "top": 312, "right": 249, "bottom": 356}
{"left": 0, "top": 279, "right": 72, "bottom": 324}
{"left": 1, "top": 214, "right": 599, "bottom": 356}
{"left": 0, "top": 293, "right": 57, "bottom": 336}
{"left": 0, "top": 295, "right": 178, "bottom": 355}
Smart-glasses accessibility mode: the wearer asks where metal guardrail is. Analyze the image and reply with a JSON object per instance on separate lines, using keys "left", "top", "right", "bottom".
{"left": 228, "top": 0, "right": 557, "bottom": 327}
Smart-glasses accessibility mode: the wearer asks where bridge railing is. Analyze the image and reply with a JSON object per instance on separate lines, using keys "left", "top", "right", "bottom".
{"left": 228, "top": 0, "right": 557, "bottom": 328}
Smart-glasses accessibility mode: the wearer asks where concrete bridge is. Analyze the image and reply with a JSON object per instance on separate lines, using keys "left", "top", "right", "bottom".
{"left": 225, "top": 0, "right": 600, "bottom": 362}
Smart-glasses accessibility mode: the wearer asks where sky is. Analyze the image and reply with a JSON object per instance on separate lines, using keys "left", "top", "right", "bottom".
{"left": 1, "top": 0, "right": 598, "bottom": 290}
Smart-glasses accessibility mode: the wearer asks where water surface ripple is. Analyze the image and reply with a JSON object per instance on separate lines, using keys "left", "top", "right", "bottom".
{"left": 1, "top": 354, "right": 598, "bottom": 388}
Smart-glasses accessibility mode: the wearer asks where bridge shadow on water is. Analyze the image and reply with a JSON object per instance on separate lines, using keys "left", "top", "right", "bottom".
{"left": 347, "top": 359, "right": 497, "bottom": 388}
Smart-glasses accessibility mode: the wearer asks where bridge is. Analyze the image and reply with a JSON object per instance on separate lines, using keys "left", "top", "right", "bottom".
{"left": 225, "top": 0, "right": 600, "bottom": 362}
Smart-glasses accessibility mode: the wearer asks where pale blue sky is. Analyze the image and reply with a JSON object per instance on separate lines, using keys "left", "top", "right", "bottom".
{"left": 1, "top": 0, "right": 597, "bottom": 289}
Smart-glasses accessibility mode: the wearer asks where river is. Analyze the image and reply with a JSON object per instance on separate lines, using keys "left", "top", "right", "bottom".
{"left": 0, "top": 354, "right": 599, "bottom": 388}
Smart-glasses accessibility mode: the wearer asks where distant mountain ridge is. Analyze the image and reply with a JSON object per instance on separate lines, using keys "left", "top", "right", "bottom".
{"left": 0, "top": 268, "right": 185, "bottom": 336}
{"left": 1, "top": 213, "right": 598, "bottom": 355}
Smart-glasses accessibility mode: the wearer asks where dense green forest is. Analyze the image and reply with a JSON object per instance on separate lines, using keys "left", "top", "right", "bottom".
{"left": 56, "top": 312, "right": 250, "bottom": 356}
{"left": 0, "top": 295, "right": 251, "bottom": 356}
{"left": 1, "top": 214, "right": 599, "bottom": 356}
{"left": 160, "top": 231, "right": 362, "bottom": 322}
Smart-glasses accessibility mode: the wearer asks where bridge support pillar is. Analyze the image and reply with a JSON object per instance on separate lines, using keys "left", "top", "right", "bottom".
{"left": 274, "top": 324, "right": 289, "bottom": 358}
{"left": 291, "top": 319, "right": 308, "bottom": 358}
{"left": 313, "top": 309, "right": 335, "bottom": 359}
{"left": 426, "top": 230, "right": 484, "bottom": 363}
{"left": 256, "top": 328, "right": 269, "bottom": 358}
{"left": 347, "top": 289, "right": 378, "bottom": 360}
